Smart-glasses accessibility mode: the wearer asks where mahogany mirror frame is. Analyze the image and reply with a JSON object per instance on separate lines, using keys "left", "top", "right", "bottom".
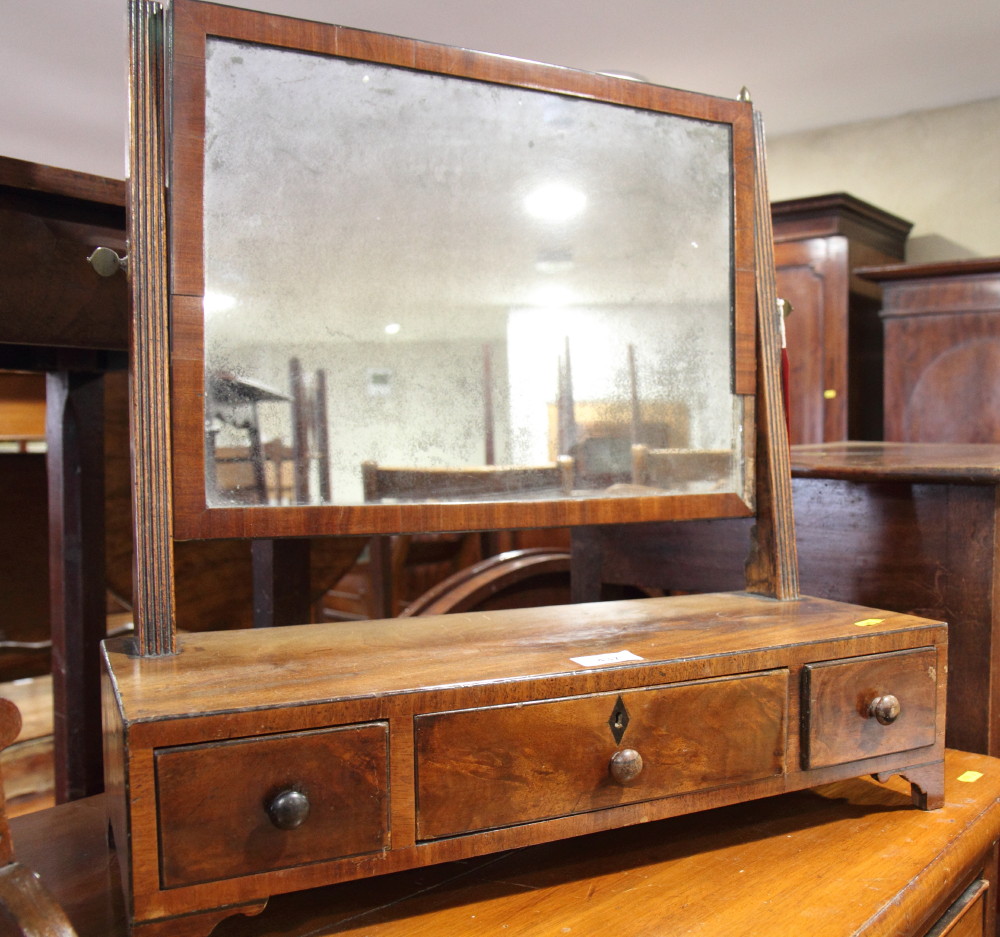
{"left": 127, "top": 0, "right": 793, "bottom": 655}
{"left": 164, "top": 0, "right": 759, "bottom": 542}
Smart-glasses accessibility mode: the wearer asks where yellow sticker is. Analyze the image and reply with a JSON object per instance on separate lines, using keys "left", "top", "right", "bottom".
{"left": 854, "top": 618, "right": 884, "bottom": 627}
{"left": 958, "top": 771, "right": 984, "bottom": 783}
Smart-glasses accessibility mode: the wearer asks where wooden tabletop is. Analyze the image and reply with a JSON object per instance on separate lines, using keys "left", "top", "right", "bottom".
{"left": 11, "top": 749, "right": 1000, "bottom": 937}
{"left": 855, "top": 256, "right": 1000, "bottom": 282}
{"left": 791, "top": 441, "right": 1000, "bottom": 483}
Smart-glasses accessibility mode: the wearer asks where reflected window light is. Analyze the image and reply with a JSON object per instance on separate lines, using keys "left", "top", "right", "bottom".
{"left": 524, "top": 182, "right": 587, "bottom": 223}
{"left": 691, "top": 241, "right": 699, "bottom": 248}
{"left": 204, "top": 291, "right": 236, "bottom": 315}
{"left": 384, "top": 322, "right": 401, "bottom": 335}
{"left": 599, "top": 70, "right": 649, "bottom": 82}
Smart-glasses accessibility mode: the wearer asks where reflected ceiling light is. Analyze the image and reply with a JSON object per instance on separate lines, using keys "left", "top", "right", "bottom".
{"left": 524, "top": 182, "right": 587, "bottom": 223}
{"left": 203, "top": 291, "right": 236, "bottom": 314}
{"left": 528, "top": 283, "right": 574, "bottom": 308}
{"left": 691, "top": 241, "right": 699, "bottom": 248}
{"left": 384, "top": 322, "right": 401, "bottom": 335}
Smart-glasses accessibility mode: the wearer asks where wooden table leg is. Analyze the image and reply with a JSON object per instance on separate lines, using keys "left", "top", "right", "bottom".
{"left": 46, "top": 371, "right": 106, "bottom": 802}
{"left": 252, "top": 539, "right": 312, "bottom": 627}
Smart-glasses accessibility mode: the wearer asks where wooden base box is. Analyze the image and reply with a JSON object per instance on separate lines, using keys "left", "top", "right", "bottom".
{"left": 102, "top": 592, "right": 946, "bottom": 937}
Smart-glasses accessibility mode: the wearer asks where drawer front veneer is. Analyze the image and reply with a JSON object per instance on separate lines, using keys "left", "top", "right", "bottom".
{"left": 155, "top": 722, "right": 389, "bottom": 888}
{"left": 415, "top": 669, "right": 788, "bottom": 840}
{"left": 923, "top": 879, "right": 988, "bottom": 937}
{"left": 802, "top": 647, "right": 938, "bottom": 769}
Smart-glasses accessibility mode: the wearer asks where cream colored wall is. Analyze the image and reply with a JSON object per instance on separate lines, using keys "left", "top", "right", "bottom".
{"left": 765, "top": 96, "right": 1000, "bottom": 263}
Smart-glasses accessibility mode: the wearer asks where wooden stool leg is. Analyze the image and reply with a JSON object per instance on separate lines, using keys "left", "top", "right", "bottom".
{"left": 0, "top": 699, "right": 77, "bottom": 936}
{"left": 0, "top": 864, "right": 77, "bottom": 937}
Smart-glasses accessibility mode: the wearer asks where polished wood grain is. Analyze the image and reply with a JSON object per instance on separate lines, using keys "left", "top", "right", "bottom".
{"left": 128, "top": 0, "right": 175, "bottom": 656}
{"left": 112, "top": 5, "right": 914, "bottom": 934}
{"left": 789, "top": 442, "right": 1000, "bottom": 760}
{"left": 0, "top": 156, "right": 127, "bottom": 352}
{"left": 0, "top": 373, "right": 45, "bottom": 441}
{"left": 165, "top": 0, "right": 758, "bottom": 542}
{"left": 802, "top": 646, "right": 938, "bottom": 768}
{"left": 0, "top": 699, "right": 22, "bottom": 866}
{"left": 770, "top": 193, "right": 911, "bottom": 444}
{"left": 0, "top": 698, "right": 79, "bottom": 937}
{"left": 927, "top": 880, "right": 989, "bottom": 937}
{"left": 103, "top": 592, "right": 946, "bottom": 935}
{"left": 414, "top": 669, "right": 787, "bottom": 839}
{"left": 104, "top": 369, "right": 367, "bottom": 629}
{"left": 572, "top": 442, "right": 1000, "bottom": 757}
{"left": 10, "top": 750, "right": 1000, "bottom": 937}
{"left": 745, "top": 111, "right": 798, "bottom": 599}
{"left": 46, "top": 372, "right": 107, "bottom": 801}
{"left": 859, "top": 258, "right": 1000, "bottom": 443}
{"left": 0, "top": 156, "right": 125, "bottom": 209}
{"left": 399, "top": 548, "right": 572, "bottom": 616}
{"left": 0, "top": 455, "right": 49, "bottom": 681}
{"left": 791, "top": 440, "right": 1000, "bottom": 482}
{"left": 156, "top": 723, "right": 389, "bottom": 888}
{"left": 105, "top": 594, "right": 942, "bottom": 720}
{"left": 0, "top": 153, "right": 129, "bottom": 797}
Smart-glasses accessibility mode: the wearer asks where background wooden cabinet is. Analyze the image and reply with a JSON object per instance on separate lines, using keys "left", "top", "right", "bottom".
{"left": 858, "top": 258, "right": 1000, "bottom": 442}
{"left": 771, "top": 193, "right": 911, "bottom": 444}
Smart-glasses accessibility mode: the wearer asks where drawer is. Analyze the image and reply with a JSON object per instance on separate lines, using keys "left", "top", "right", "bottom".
{"left": 924, "top": 879, "right": 988, "bottom": 937}
{"left": 415, "top": 669, "right": 787, "bottom": 841}
{"left": 155, "top": 722, "right": 389, "bottom": 888}
{"left": 801, "top": 647, "right": 938, "bottom": 769}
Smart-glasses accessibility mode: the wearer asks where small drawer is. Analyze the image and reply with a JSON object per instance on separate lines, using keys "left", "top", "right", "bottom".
{"left": 801, "top": 647, "right": 938, "bottom": 769}
{"left": 415, "top": 669, "right": 787, "bottom": 841}
{"left": 156, "top": 722, "right": 388, "bottom": 888}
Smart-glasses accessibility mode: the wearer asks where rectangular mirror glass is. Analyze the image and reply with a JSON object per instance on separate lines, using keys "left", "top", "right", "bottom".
{"left": 169, "top": 1, "right": 757, "bottom": 538}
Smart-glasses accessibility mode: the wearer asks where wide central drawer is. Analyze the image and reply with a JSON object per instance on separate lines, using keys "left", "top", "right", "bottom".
{"left": 415, "top": 669, "right": 788, "bottom": 840}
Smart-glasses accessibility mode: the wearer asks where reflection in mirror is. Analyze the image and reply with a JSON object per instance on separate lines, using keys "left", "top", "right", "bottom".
{"left": 202, "top": 38, "right": 744, "bottom": 508}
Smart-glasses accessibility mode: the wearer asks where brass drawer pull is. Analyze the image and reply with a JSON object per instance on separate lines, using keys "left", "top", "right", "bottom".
{"left": 868, "top": 694, "right": 901, "bottom": 726}
{"left": 609, "top": 749, "right": 644, "bottom": 785}
{"left": 266, "top": 789, "right": 310, "bottom": 830}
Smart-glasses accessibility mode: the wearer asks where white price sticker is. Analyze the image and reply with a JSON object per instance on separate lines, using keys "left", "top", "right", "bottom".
{"left": 570, "top": 650, "right": 644, "bottom": 667}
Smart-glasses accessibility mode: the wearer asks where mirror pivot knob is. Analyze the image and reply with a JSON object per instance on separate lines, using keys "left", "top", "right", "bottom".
{"left": 87, "top": 246, "right": 127, "bottom": 277}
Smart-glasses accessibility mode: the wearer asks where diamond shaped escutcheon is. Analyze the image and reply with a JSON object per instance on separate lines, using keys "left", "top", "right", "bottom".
{"left": 608, "top": 695, "right": 630, "bottom": 744}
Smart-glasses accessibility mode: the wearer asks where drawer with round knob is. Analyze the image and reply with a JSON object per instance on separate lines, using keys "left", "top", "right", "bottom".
{"left": 801, "top": 647, "right": 939, "bottom": 769}
{"left": 154, "top": 722, "right": 389, "bottom": 888}
{"left": 414, "top": 669, "right": 788, "bottom": 841}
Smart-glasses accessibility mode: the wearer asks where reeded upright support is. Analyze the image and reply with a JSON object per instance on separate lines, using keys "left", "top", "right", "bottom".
{"left": 745, "top": 109, "right": 800, "bottom": 599}
{"left": 128, "top": 0, "right": 176, "bottom": 655}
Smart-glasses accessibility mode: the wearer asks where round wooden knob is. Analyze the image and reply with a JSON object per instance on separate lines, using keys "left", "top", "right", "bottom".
{"left": 266, "top": 789, "right": 310, "bottom": 830}
{"left": 609, "top": 748, "right": 643, "bottom": 785}
{"left": 868, "top": 694, "right": 901, "bottom": 726}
